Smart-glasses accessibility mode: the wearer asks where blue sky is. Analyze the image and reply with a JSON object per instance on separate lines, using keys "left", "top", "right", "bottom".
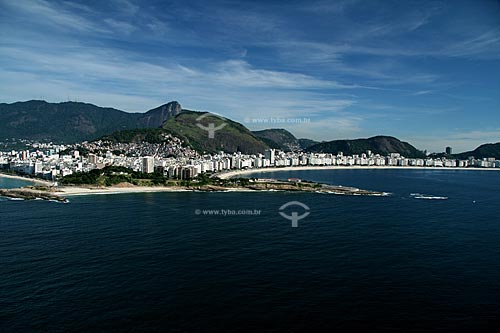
{"left": 0, "top": 0, "right": 499, "bottom": 152}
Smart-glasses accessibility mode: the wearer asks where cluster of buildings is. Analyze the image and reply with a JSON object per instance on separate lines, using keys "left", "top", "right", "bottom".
{"left": 1, "top": 140, "right": 499, "bottom": 181}
{"left": 83, "top": 135, "right": 197, "bottom": 159}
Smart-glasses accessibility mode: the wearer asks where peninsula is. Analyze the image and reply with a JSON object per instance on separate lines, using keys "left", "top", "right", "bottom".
{"left": 0, "top": 167, "right": 389, "bottom": 202}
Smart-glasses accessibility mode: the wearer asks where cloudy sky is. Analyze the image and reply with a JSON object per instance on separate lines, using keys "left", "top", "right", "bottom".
{"left": 1, "top": 0, "right": 499, "bottom": 152}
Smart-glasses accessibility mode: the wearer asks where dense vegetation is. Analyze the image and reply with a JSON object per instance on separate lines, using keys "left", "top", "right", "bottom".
{"left": 0, "top": 100, "right": 182, "bottom": 143}
{"left": 298, "top": 138, "right": 320, "bottom": 149}
{"left": 60, "top": 165, "right": 255, "bottom": 188}
{"left": 252, "top": 129, "right": 319, "bottom": 151}
{"left": 61, "top": 166, "right": 166, "bottom": 186}
{"left": 162, "top": 111, "right": 270, "bottom": 154}
{"left": 252, "top": 129, "right": 299, "bottom": 151}
{"left": 3, "top": 100, "right": 496, "bottom": 158}
{"left": 97, "top": 128, "right": 175, "bottom": 144}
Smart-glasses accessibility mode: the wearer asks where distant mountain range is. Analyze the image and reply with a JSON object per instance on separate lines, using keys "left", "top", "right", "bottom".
{"left": 0, "top": 100, "right": 181, "bottom": 142}
{"left": 1, "top": 100, "right": 499, "bottom": 158}
{"left": 306, "top": 135, "right": 427, "bottom": 158}
{"left": 252, "top": 129, "right": 318, "bottom": 151}
{"left": 454, "top": 143, "right": 500, "bottom": 159}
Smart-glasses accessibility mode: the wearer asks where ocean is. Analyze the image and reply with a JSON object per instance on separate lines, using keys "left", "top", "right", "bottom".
{"left": 1, "top": 169, "right": 500, "bottom": 331}
{"left": 0, "top": 176, "right": 34, "bottom": 189}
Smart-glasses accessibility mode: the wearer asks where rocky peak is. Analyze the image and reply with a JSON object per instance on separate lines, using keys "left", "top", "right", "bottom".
{"left": 137, "top": 101, "right": 183, "bottom": 128}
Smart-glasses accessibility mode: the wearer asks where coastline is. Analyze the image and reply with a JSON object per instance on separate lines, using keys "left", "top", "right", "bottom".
{"left": 56, "top": 185, "right": 257, "bottom": 197}
{"left": 0, "top": 172, "right": 52, "bottom": 186}
{"left": 54, "top": 181, "right": 386, "bottom": 198}
{"left": 217, "top": 165, "right": 500, "bottom": 179}
{"left": 2, "top": 166, "right": 498, "bottom": 198}
{"left": 57, "top": 185, "right": 190, "bottom": 196}
{"left": 0, "top": 183, "right": 258, "bottom": 200}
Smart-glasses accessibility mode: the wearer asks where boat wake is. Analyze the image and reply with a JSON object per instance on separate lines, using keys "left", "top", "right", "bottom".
{"left": 410, "top": 193, "right": 448, "bottom": 200}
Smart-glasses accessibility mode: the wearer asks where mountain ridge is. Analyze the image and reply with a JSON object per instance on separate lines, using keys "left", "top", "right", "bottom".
{"left": 137, "top": 101, "right": 182, "bottom": 128}
{"left": 454, "top": 142, "right": 500, "bottom": 159}
{"left": 306, "top": 135, "right": 427, "bottom": 158}
{"left": 1, "top": 100, "right": 498, "bottom": 158}
{"left": 252, "top": 128, "right": 319, "bottom": 151}
{"left": 0, "top": 100, "right": 183, "bottom": 142}
{"left": 162, "top": 111, "right": 270, "bottom": 154}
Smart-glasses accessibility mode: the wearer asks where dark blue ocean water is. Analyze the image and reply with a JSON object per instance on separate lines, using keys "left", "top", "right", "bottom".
{"left": 1, "top": 169, "right": 500, "bottom": 332}
{"left": 0, "top": 176, "right": 33, "bottom": 189}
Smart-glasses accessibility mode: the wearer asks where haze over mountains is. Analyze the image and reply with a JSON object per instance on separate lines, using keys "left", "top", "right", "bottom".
{"left": 0, "top": 100, "right": 498, "bottom": 158}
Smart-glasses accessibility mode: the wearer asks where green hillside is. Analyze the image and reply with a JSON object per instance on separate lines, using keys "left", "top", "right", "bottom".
{"left": 162, "top": 111, "right": 269, "bottom": 154}
{"left": 298, "top": 138, "right": 320, "bottom": 149}
{"left": 252, "top": 129, "right": 319, "bottom": 151}
{"left": 252, "top": 129, "right": 299, "bottom": 151}
{"left": 0, "top": 100, "right": 182, "bottom": 143}
{"left": 97, "top": 128, "right": 175, "bottom": 144}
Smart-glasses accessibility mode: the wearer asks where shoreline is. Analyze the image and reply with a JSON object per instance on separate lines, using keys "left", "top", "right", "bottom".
{"left": 217, "top": 165, "right": 500, "bottom": 179}
{"left": 56, "top": 185, "right": 257, "bottom": 197}
{"left": 2, "top": 166, "right": 498, "bottom": 198}
{"left": 57, "top": 185, "right": 190, "bottom": 196}
{"left": 0, "top": 172, "right": 52, "bottom": 186}
{"left": 55, "top": 181, "right": 385, "bottom": 197}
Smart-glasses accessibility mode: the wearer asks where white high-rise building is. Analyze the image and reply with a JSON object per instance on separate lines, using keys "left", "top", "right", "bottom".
{"left": 34, "top": 162, "right": 43, "bottom": 174}
{"left": 143, "top": 156, "right": 155, "bottom": 173}
{"left": 88, "top": 153, "right": 97, "bottom": 164}
{"left": 264, "top": 149, "right": 276, "bottom": 165}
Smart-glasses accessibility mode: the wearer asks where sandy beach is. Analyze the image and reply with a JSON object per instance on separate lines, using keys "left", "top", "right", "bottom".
{"left": 56, "top": 185, "right": 258, "bottom": 196}
{"left": 0, "top": 173, "right": 52, "bottom": 186}
{"left": 217, "top": 165, "right": 500, "bottom": 179}
{"left": 56, "top": 185, "right": 190, "bottom": 196}
{"left": 2, "top": 166, "right": 498, "bottom": 198}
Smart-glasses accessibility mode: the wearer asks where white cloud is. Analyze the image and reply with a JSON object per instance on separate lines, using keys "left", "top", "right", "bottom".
{"left": 104, "top": 18, "right": 137, "bottom": 35}
{"left": 407, "top": 130, "right": 500, "bottom": 153}
{"left": 3, "top": 0, "right": 109, "bottom": 34}
{"left": 0, "top": 0, "right": 497, "bottom": 147}
{"left": 300, "top": 0, "right": 361, "bottom": 14}
{"left": 212, "top": 60, "right": 339, "bottom": 89}
{"left": 110, "top": 0, "right": 140, "bottom": 16}
{"left": 443, "top": 29, "right": 500, "bottom": 59}
{"left": 0, "top": 40, "right": 359, "bottom": 122}
{"left": 282, "top": 115, "right": 364, "bottom": 141}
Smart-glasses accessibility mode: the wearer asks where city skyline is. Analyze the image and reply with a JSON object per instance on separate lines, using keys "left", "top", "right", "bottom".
{"left": 1, "top": 0, "right": 499, "bottom": 152}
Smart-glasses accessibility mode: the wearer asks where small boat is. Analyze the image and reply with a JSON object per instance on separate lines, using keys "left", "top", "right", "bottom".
{"left": 410, "top": 193, "right": 448, "bottom": 200}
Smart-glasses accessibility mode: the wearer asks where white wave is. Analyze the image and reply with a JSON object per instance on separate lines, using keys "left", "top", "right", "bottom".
{"left": 410, "top": 193, "right": 448, "bottom": 200}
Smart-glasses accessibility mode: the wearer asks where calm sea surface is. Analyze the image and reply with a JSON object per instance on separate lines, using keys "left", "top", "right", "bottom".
{"left": 0, "top": 176, "right": 33, "bottom": 189}
{"left": 1, "top": 169, "right": 500, "bottom": 332}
